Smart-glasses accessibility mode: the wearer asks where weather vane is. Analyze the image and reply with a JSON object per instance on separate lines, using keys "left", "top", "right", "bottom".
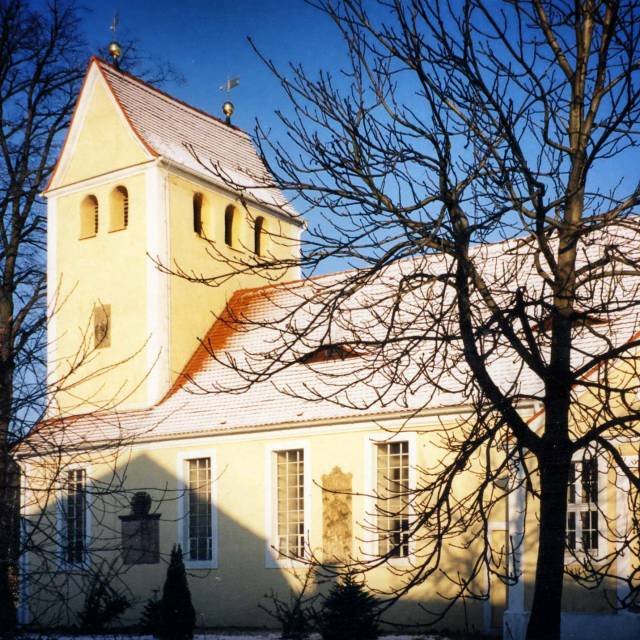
{"left": 108, "top": 12, "right": 122, "bottom": 68}
{"left": 219, "top": 76, "right": 240, "bottom": 125}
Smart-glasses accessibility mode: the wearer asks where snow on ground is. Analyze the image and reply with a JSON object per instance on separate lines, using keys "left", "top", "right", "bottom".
{"left": 28, "top": 634, "right": 452, "bottom": 640}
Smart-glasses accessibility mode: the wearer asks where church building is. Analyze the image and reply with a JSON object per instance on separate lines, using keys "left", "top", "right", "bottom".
{"left": 17, "top": 57, "right": 640, "bottom": 640}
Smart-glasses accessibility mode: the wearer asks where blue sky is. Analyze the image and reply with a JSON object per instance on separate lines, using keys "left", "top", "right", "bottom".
{"left": 79, "top": 0, "right": 348, "bottom": 134}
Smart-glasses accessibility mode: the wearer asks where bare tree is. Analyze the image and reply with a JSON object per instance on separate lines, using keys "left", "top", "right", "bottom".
{"left": 175, "top": 2, "right": 640, "bottom": 639}
{"left": 0, "top": 0, "right": 87, "bottom": 628}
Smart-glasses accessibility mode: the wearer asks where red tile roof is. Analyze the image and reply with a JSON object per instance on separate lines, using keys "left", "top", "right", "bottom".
{"left": 27, "top": 226, "right": 640, "bottom": 453}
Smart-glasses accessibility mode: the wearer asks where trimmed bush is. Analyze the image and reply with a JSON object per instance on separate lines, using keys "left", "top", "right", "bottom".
{"left": 158, "top": 544, "right": 196, "bottom": 640}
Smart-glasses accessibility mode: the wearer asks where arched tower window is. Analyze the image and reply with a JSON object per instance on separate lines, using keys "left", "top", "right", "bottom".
{"left": 80, "top": 195, "right": 99, "bottom": 239}
{"left": 254, "top": 216, "right": 265, "bottom": 256}
{"left": 110, "top": 186, "right": 129, "bottom": 231}
{"left": 224, "top": 205, "right": 235, "bottom": 247}
{"left": 193, "top": 193, "right": 204, "bottom": 236}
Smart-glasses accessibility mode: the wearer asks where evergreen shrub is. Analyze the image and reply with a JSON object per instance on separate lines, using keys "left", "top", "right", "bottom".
{"left": 140, "top": 595, "right": 161, "bottom": 636}
{"left": 317, "top": 572, "right": 379, "bottom": 640}
{"left": 158, "top": 544, "right": 196, "bottom": 640}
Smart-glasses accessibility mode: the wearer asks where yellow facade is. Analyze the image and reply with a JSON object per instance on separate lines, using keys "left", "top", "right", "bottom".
{"left": 51, "top": 171, "right": 151, "bottom": 411}
{"left": 24, "top": 405, "right": 637, "bottom": 631}
{"left": 166, "top": 173, "right": 300, "bottom": 383}
{"left": 24, "top": 416, "right": 489, "bottom": 630}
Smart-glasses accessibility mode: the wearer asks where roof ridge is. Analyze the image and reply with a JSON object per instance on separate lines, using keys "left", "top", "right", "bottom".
{"left": 92, "top": 56, "right": 251, "bottom": 141}
{"left": 224, "top": 243, "right": 496, "bottom": 302}
{"left": 229, "top": 266, "right": 362, "bottom": 299}
{"left": 228, "top": 233, "right": 541, "bottom": 300}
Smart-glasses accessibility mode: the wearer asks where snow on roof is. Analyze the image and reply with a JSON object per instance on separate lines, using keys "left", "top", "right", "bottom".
{"left": 28, "top": 225, "right": 640, "bottom": 452}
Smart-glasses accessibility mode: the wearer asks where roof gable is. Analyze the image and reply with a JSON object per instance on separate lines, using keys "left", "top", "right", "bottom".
{"left": 47, "top": 59, "right": 155, "bottom": 192}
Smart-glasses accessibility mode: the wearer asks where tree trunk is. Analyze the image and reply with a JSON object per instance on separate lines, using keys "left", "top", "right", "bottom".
{"left": 0, "top": 447, "right": 17, "bottom": 632}
{"left": 0, "top": 294, "right": 17, "bottom": 631}
{"left": 526, "top": 450, "right": 571, "bottom": 640}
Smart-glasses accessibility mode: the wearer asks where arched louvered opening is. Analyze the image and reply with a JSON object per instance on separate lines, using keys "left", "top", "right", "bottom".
{"left": 193, "top": 193, "right": 204, "bottom": 236}
{"left": 254, "top": 216, "right": 265, "bottom": 256}
{"left": 110, "top": 186, "right": 129, "bottom": 231}
{"left": 80, "top": 195, "right": 99, "bottom": 239}
{"left": 224, "top": 205, "right": 235, "bottom": 247}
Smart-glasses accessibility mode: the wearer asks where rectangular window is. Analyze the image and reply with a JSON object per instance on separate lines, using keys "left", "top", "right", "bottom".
{"left": 376, "top": 441, "right": 410, "bottom": 557}
{"left": 64, "top": 469, "right": 86, "bottom": 564}
{"left": 93, "top": 303, "right": 111, "bottom": 349}
{"left": 186, "top": 458, "right": 212, "bottom": 562}
{"left": 275, "top": 449, "right": 305, "bottom": 558}
{"left": 567, "top": 458, "right": 599, "bottom": 553}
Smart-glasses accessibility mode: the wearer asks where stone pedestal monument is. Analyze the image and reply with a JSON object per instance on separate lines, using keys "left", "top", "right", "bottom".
{"left": 119, "top": 492, "right": 160, "bottom": 565}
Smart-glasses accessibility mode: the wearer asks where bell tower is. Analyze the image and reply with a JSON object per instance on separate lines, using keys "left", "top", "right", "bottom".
{"left": 45, "top": 58, "right": 302, "bottom": 416}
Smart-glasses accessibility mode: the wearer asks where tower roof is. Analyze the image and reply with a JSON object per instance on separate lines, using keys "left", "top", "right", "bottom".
{"left": 46, "top": 58, "right": 299, "bottom": 221}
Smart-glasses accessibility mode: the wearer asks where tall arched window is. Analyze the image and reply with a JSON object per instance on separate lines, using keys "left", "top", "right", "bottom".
{"left": 193, "top": 193, "right": 203, "bottom": 236}
{"left": 80, "top": 195, "right": 99, "bottom": 239}
{"left": 110, "top": 186, "right": 129, "bottom": 231}
{"left": 224, "top": 205, "right": 235, "bottom": 247}
{"left": 254, "top": 216, "right": 265, "bottom": 256}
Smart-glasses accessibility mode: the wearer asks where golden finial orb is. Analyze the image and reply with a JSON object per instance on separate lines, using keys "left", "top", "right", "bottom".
{"left": 222, "top": 101, "right": 235, "bottom": 125}
{"left": 109, "top": 41, "right": 122, "bottom": 64}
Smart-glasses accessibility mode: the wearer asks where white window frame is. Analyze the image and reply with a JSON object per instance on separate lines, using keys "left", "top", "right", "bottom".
{"left": 616, "top": 454, "right": 639, "bottom": 609}
{"left": 264, "top": 440, "right": 311, "bottom": 569}
{"left": 363, "top": 431, "right": 417, "bottom": 563}
{"left": 56, "top": 464, "right": 91, "bottom": 570}
{"left": 565, "top": 451, "right": 607, "bottom": 560}
{"left": 177, "top": 450, "right": 218, "bottom": 569}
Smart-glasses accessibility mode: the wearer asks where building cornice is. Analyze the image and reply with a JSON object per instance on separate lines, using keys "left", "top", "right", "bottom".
{"left": 157, "top": 157, "right": 306, "bottom": 229}
{"left": 43, "top": 160, "right": 156, "bottom": 198}
{"left": 18, "top": 400, "right": 538, "bottom": 458}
